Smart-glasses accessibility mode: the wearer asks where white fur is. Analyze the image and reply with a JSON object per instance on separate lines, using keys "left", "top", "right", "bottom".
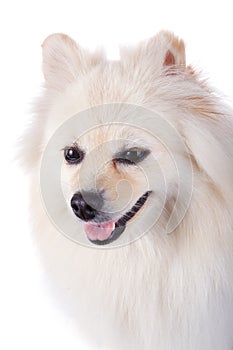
{"left": 21, "top": 32, "right": 233, "bottom": 349}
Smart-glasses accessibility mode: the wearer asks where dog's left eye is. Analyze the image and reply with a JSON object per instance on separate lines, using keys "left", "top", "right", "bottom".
{"left": 114, "top": 148, "right": 150, "bottom": 165}
{"left": 64, "top": 146, "right": 84, "bottom": 164}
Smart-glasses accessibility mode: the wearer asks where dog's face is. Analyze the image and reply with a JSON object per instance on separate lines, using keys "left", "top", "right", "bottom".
{"left": 61, "top": 121, "right": 172, "bottom": 245}
{"left": 38, "top": 31, "right": 230, "bottom": 246}
{"left": 57, "top": 99, "right": 189, "bottom": 246}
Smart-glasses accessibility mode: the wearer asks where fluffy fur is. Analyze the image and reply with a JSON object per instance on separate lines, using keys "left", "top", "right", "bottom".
{"left": 21, "top": 31, "right": 233, "bottom": 349}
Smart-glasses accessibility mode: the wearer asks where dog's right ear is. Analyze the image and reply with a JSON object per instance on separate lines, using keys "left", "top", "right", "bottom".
{"left": 42, "top": 34, "right": 104, "bottom": 91}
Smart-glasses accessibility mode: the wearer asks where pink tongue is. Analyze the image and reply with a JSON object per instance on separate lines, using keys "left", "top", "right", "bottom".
{"left": 84, "top": 220, "right": 116, "bottom": 241}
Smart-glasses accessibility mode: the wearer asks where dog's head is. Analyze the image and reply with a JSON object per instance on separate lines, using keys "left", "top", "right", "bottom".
{"left": 60, "top": 120, "right": 173, "bottom": 245}
{"left": 31, "top": 32, "right": 233, "bottom": 246}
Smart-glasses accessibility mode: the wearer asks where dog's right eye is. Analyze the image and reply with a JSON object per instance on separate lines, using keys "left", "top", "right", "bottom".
{"left": 64, "top": 147, "right": 84, "bottom": 164}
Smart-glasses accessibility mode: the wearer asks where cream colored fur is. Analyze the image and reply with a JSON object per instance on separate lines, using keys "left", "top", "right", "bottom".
{"left": 21, "top": 32, "right": 233, "bottom": 349}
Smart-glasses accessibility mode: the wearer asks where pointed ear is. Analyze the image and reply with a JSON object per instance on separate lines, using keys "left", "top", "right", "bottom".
{"left": 158, "top": 31, "right": 186, "bottom": 70}
{"left": 120, "top": 31, "right": 186, "bottom": 74}
{"left": 42, "top": 33, "right": 104, "bottom": 90}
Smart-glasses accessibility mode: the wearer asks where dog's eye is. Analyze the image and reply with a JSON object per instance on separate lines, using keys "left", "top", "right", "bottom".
{"left": 114, "top": 148, "right": 150, "bottom": 165}
{"left": 64, "top": 147, "right": 84, "bottom": 164}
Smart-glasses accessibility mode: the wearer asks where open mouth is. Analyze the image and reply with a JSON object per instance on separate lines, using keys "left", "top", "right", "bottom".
{"left": 85, "top": 191, "right": 151, "bottom": 246}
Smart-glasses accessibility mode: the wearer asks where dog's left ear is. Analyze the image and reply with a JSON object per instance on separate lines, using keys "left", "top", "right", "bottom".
{"left": 42, "top": 34, "right": 104, "bottom": 90}
{"left": 158, "top": 31, "right": 186, "bottom": 70}
{"left": 121, "top": 31, "right": 186, "bottom": 74}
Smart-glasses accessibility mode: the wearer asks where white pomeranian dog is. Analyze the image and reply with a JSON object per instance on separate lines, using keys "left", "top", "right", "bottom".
{"left": 21, "top": 31, "right": 233, "bottom": 349}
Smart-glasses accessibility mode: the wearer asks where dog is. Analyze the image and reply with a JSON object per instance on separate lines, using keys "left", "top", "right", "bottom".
{"left": 21, "top": 31, "right": 233, "bottom": 349}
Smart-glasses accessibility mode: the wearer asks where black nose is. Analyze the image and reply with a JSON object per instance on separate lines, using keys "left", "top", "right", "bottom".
{"left": 70, "top": 191, "right": 104, "bottom": 221}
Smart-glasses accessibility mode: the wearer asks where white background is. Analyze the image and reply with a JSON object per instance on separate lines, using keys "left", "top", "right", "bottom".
{"left": 0, "top": 1, "right": 233, "bottom": 349}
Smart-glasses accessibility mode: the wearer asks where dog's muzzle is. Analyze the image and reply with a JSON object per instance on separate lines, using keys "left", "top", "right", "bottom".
{"left": 70, "top": 191, "right": 104, "bottom": 221}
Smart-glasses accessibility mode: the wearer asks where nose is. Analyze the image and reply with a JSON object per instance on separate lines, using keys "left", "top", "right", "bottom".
{"left": 70, "top": 191, "right": 104, "bottom": 221}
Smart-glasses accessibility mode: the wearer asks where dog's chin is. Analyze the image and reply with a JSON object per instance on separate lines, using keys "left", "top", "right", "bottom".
{"left": 86, "top": 191, "right": 152, "bottom": 246}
